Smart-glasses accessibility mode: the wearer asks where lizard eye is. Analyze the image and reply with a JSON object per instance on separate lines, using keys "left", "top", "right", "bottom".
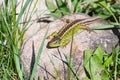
{"left": 54, "top": 40, "right": 60, "bottom": 44}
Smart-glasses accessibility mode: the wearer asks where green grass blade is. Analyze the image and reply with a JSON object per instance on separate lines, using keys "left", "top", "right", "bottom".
{"left": 16, "top": 0, "right": 31, "bottom": 25}
{"left": 64, "top": 55, "right": 80, "bottom": 80}
{"left": 13, "top": 46, "right": 23, "bottom": 80}
{"left": 98, "top": 1, "right": 119, "bottom": 24}
{"left": 30, "top": 29, "right": 48, "bottom": 80}
{"left": 91, "top": 24, "right": 115, "bottom": 30}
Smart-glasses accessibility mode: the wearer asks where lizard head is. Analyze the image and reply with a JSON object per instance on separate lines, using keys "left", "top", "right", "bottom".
{"left": 46, "top": 36, "right": 61, "bottom": 48}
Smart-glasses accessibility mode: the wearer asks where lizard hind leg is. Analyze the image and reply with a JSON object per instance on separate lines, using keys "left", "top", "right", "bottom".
{"left": 79, "top": 24, "right": 93, "bottom": 32}
{"left": 80, "top": 25, "right": 96, "bottom": 33}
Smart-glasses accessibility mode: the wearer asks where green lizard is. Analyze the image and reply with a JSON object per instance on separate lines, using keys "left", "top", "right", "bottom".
{"left": 47, "top": 17, "right": 102, "bottom": 48}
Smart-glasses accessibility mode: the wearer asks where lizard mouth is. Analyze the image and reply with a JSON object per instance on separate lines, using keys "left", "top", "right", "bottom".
{"left": 46, "top": 42, "right": 59, "bottom": 49}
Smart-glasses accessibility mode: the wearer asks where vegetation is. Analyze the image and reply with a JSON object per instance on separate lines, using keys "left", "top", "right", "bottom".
{"left": 46, "top": 0, "right": 120, "bottom": 80}
{"left": 0, "top": 0, "right": 37, "bottom": 79}
{"left": 0, "top": 0, "right": 120, "bottom": 80}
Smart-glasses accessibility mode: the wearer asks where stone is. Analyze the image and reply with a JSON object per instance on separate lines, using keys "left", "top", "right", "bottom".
{"left": 20, "top": 13, "right": 119, "bottom": 80}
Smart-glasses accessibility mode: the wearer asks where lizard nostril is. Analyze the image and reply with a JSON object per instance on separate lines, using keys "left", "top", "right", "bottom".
{"left": 46, "top": 42, "right": 51, "bottom": 48}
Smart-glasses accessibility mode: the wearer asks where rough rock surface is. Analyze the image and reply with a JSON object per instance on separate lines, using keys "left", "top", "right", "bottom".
{"left": 20, "top": 13, "right": 119, "bottom": 80}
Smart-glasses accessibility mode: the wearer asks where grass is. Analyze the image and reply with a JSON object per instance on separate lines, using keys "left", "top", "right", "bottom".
{"left": 0, "top": 0, "right": 36, "bottom": 79}
{"left": 29, "top": 29, "right": 48, "bottom": 80}
{"left": 46, "top": 0, "right": 120, "bottom": 80}
{"left": 0, "top": 0, "right": 120, "bottom": 80}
